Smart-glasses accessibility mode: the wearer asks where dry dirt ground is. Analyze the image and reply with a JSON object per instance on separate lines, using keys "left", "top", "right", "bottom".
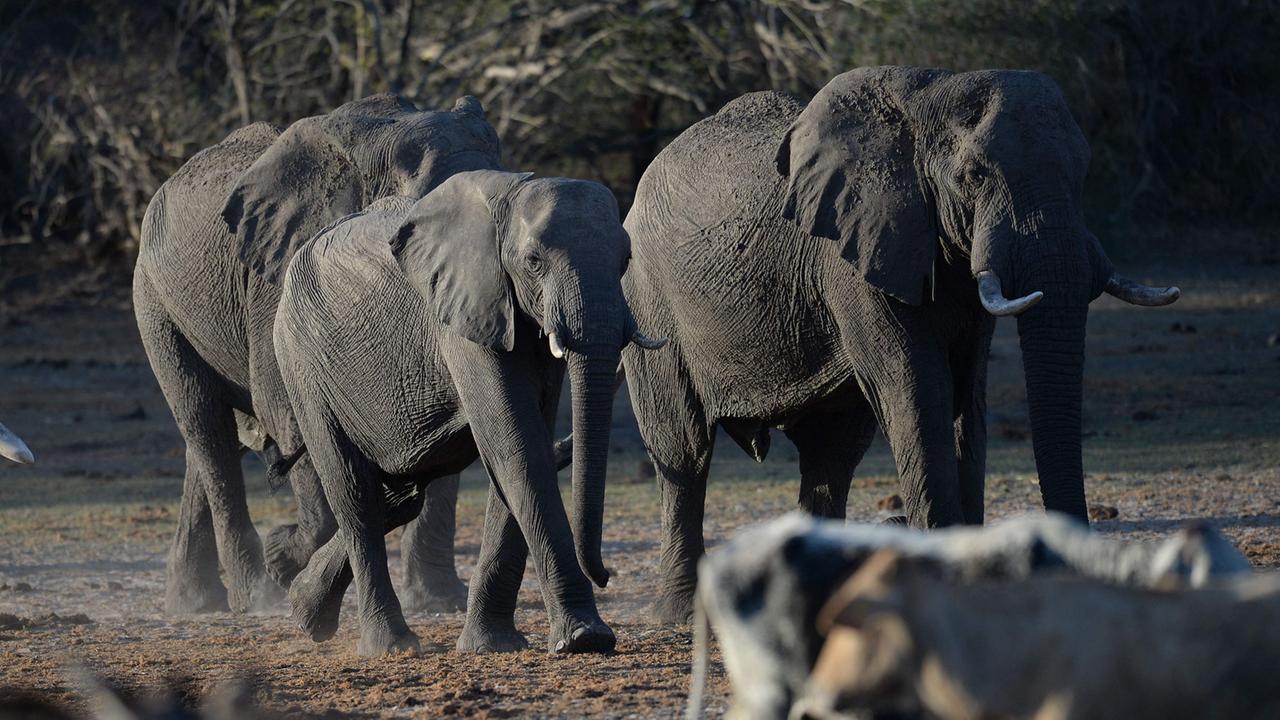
{"left": 1, "top": 248, "right": 1278, "bottom": 718}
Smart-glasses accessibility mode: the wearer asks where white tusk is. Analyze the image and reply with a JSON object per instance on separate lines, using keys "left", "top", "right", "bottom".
{"left": 1105, "top": 274, "right": 1180, "bottom": 307}
{"left": 631, "top": 331, "right": 668, "bottom": 350}
{"left": 976, "top": 270, "right": 1043, "bottom": 317}
{"left": 0, "top": 422, "right": 34, "bottom": 464}
{"left": 548, "top": 332, "right": 567, "bottom": 359}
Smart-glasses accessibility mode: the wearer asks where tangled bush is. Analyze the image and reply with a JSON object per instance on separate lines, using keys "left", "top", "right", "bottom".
{"left": 1, "top": 0, "right": 1275, "bottom": 265}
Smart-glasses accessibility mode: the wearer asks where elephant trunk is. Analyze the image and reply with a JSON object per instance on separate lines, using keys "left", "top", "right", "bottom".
{"left": 565, "top": 348, "right": 619, "bottom": 589}
{"left": 1014, "top": 252, "right": 1091, "bottom": 523}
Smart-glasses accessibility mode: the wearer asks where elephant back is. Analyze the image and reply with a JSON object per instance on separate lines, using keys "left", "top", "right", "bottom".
{"left": 629, "top": 91, "right": 801, "bottom": 245}
{"left": 136, "top": 122, "right": 282, "bottom": 387}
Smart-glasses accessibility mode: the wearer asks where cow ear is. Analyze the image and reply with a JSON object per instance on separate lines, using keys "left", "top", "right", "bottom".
{"left": 390, "top": 170, "right": 533, "bottom": 351}
{"left": 222, "top": 116, "right": 371, "bottom": 285}
{"left": 777, "top": 67, "right": 944, "bottom": 305}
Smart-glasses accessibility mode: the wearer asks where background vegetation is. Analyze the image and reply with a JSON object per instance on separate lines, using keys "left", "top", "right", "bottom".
{"left": 1, "top": 0, "right": 1276, "bottom": 270}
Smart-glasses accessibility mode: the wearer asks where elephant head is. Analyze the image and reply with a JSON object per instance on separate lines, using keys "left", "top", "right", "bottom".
{"left": 776, "top": 66, "right": 1178, "bottom": 521}
{"left": 224, "top": 94, "right": 504, "bottom": 285}
{"left": 0, "top": 420, "right": 33, "bottom": 464}
{"left": 390, "top": 170, "right": 663, "bottom": 587}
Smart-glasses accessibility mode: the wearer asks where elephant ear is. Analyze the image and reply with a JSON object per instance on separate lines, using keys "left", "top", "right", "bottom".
{"left": 390, "top": 170, "right": 533, "bottom": 351}
{"left": 775, "top": 67, "right": 945, "bottom": 305}
{"left": 222, "top": 116, "right": 370, "bottom": 285}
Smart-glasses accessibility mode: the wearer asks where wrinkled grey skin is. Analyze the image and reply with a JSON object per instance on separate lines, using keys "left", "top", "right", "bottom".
{"left": 0, "top": 420, "right": 34, "bottom": 464}
{"left": 687, "top": 512, "right": 1253, "bottom": 720}
{"left": 618, "top": 67, "right": 1178, "bottom": 623}
{"left": 274, "top": 171, "right": 645, "bottom": 656}
{"left": 133, "top": 94, "right": 501, "bottom": 614}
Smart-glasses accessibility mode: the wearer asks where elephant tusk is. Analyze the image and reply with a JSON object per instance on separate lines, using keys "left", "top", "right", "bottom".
{"left": 548, "top": 332, "right": 567, "bottom": 359}
{"left": 0, "top": 422, "right": 34, "bottom": 464}
{"left": 631, "top": 330, "right": 668, "bottom": 350}
{"left": 1105, "top": 273, "right": 1180, "bottom": 306}
{"left": 976, "top": 271, "right": 1043, "bottom": 317}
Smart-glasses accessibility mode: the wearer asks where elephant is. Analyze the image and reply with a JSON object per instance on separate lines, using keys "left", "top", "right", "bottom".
{"left": 132, "top": 94, "right": 502, "bottom": 614}
{"left": 0, "top": 420, "right": 33, "bottom": 464}
{"left": 272, "top": 170, "right": 662, "bottom": 655}
{"left": 613, "top": 66, "right": 1179, "bottom": 624}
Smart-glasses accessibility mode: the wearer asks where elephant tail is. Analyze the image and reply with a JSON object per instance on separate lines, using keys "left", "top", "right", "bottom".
{"left": 260, "top": 441, "right": 307, "bottom": 492}
{"left": 551, "top": 361, "right": 627, "bottom": 471}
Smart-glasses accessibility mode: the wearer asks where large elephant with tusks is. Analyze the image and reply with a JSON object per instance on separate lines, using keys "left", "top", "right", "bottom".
{"left": 613, "top": 66, "right": 1180, "bottom": 624}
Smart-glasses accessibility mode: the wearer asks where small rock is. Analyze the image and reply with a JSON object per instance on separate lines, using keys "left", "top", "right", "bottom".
{"left": 13, "top": 582, "right": 33, "bottom": 593}
{"left": 107, "top": 581, "right": 124, "bottom": 591}
{"left": 1089, "top": 505, "right": 1119, "bottom": 521}
{"left": 1132, "top": 410, "right": 1159, "bottom": 422}
{"left": 877, "top": 494, "right": 904, "bottom": 511}
{"left": 1267, "top": 333, "right": 1280, "bottom": 348}
{"left": 0, "top": 613, "right": 21, "bottom": 630}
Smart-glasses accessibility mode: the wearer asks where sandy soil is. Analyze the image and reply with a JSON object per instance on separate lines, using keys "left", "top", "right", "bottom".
{"left": 0, "top": 248, "right": 1277, "bottom": 718}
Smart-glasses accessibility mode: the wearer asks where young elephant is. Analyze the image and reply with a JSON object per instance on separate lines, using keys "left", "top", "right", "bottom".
{"left": 274, "top": 171, "right": 660, "bottom": 655}
{"left": 801, "top": 551, "right": 1280, "bottom": 720}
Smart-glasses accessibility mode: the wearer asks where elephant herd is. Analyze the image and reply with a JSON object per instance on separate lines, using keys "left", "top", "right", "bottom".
{"left": 112, "top": 65, "right": 1181, "bottom": 657}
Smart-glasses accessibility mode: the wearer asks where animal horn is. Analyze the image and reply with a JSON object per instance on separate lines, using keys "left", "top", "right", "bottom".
{"left": 1105, "top": 274, "right": 1180, "bottom": 306}
{"left": 976, "top": 271, "right": 1043, "bottom": 317}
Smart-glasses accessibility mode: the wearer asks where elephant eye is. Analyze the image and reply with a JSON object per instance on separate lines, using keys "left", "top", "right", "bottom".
{"left": 621, "top": 255, "right": 631, "bottom": 275}
{"left": 526, "top": 252, "right": 545, "bottom": 274}
{"left": 957, "top": 163, "right": 988, "bottom": 191}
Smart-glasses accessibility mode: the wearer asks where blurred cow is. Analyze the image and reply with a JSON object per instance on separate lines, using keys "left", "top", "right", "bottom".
{"left": 685, "top": 513, "right": 1253, "bottom": 719}
{"left": 798, "top": 549, "right": 1280, "bottom": 720}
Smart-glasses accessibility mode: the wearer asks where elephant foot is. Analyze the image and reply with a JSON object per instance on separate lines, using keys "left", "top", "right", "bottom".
{"left": 455, "top": 617, "right": 529, "bottom": 654}
{"left": 358, "top": 623, "right": 421, "bottom": 657}
{"left": 164, "top": 571, "right": 229, "bottom": 615}
{"left": 647, "top": 588, "right": 695, "bottom": 626}
{"left": 222, "top": 534, "right": 268, "bottom": 614}
{"left": 289, "top": 579, "right": 344, "bottom": 642}
{"left": 548, "top": 610, "right": 616, "bottom": 654}
{"left": 288, "top": 535, "right": 353, "bottom": 642}
{"left": 264, "top": 524, "right": 311, "bottom": 589}
{"left": 401, "top": 570, "right": 468, "bottom": 613}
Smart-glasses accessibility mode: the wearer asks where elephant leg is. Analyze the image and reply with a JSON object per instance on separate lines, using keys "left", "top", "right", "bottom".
{"left": 784, "top": 404, "right": 879, "bottom": 519}
{"left": 165, "top": 463, "right": 227, "bottom": 613}
{"left": 456, "top": 482, "right": 530, "bottom": 653}
{"left": 288, "top": 530, "right": 352, "bottom": 642}
{"left": 400, "top": 474, "right": 468, "bottom": 613}
{"left": 302, "top": 417, "right": 417, "bottom": 653}
{"left": 863, "top": 355, "right": 965, "bottom": 528}
{"left": 624, "top": 350, "right": 716, "bottom": 626}
{"left": 134, "top": 273, "right": 266, "bottom": 613}
{"left": 445, "top": 342, "right": 612, "bottom": 654}
{"left": 953, "top": 334, "right": 991, "bottom": 526}
{"left": 264, "top": 454, "right": 338, "bottom": 589}
{"left": 838, "top": 293, "right": 966, "bottom": 528}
